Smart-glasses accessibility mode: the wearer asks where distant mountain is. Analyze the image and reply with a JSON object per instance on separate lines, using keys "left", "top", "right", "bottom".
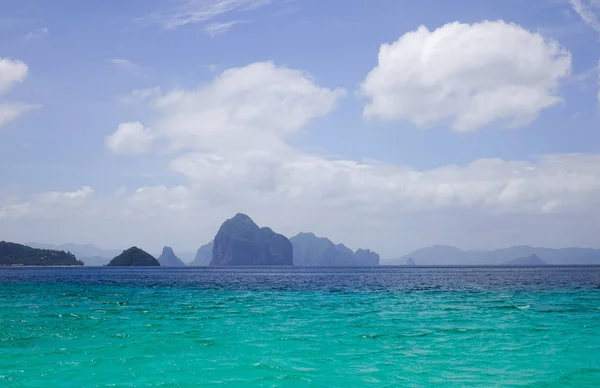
{"left": 290, "top": 232, "right": 379, "bottom": 266}
{"left": 502, "top": 254, "right": 546, "bottom": 266}
{"left": 177, "top": 251, "right": 197, "bottom": 264}
{"left": 406, "top": 257, "right": 416, "bottom": 266}
{"left": 0, "top": 241, "right": 83, "bottom": 266}
{"left": 211, "top": 213, "right": 293, "bottom": 266}
{"left": 354, "top": 249, "right": 380, "bottom": 266}
{"left": 189, "top": 241, "right": 213, "bottom": 266}
{"left": 157, "top": 246, "right": 185, "bottom": 267}
{"left": 107, "top": 247, "right": 160, "bottom": 267}
{"left": 390, "top": 245, "right": 600, "bottom": 265}
{"left": 27, "top": 242, "right": 120, "bottom": 266}
{"left": 82, "top": 256, "right": 111, "bottom": 266}
{"left": 27, "top": 242, "right": 120, "bottom": 258}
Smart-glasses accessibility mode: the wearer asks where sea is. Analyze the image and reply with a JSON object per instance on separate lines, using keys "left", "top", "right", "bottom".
{"left": 1, "top": 266, "right": 599, "bottom": 387}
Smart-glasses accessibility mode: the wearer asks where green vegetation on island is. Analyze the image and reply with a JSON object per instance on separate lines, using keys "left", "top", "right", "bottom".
{"left": 107, "top": 247, "right": 160, "bottom": 267}
{"left": 0, "top": 241, "right": 83, "bottom": 266}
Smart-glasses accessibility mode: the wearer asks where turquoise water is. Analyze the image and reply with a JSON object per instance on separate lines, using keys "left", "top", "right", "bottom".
{"left": 1, "top": 267, "right": 600, "bottom": 387}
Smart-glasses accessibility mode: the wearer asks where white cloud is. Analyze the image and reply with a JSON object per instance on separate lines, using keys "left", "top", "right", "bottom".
{"left": 0, "top": 58, "right": 28, "bottom": 94}
{"left": 0, "top": 103, "right": 38, "bottom": 127}
{"left": 168, "top": 151, "right": 600, "bottom": 217}
{"left": 5, "top": 59, "right": 600, "bottom": 256}
{"left": 108, "top": 58, "right": 145, "bottom": 77}
{"left": 105, "top": 121, "right": 155, "bottom": 154}
{"left": 569, "top": 1, "right": 600, "bottom": 106}
{"left": 570, "top": 0, "right": 600, "bottom": 33}
{"left": 0, "top": 57, "right": 36, "bottom": 128}
{"left": 361, "top": 20, "right": 572, "bottom": 132}
{"left": 145, "top": 0, "right": 274, "bottom": 30}
{"left": 89, "top": 60, "right": 600, "bottom": 255}
{"left": 119, "top": 87, "right": 163, "bottom": 105}
{"left": 0, "top": 186, "right": 94, "bottom": 220}
{"left": 204, "top": 20, "right": 240, "bottom": 36}
{"left": 150, "top": 61, "right": 346, "bottom": 151}
{"left": 24, "top": 27, "right": 49, "bottom": 40}
{"left": 4, "top": 152, "right": 600, "bottom": 256}
{"left": 125, "top": 186, "right": 193, "bottom": 216}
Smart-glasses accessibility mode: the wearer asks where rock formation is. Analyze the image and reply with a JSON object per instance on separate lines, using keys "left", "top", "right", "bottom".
{"left": 157, "top": 246, "right": 185, "bottom": 267}
{"left": 210, "top": 213, "right": 293, "bottom": 266}
{"left": 290, "top": 232, "right": 380, "bottom": 266}
{"left": 189, "top": 241, "right": 213, "bottom": 266}
{"left": 107, "top": 247, "right": 160, "bottom": 266}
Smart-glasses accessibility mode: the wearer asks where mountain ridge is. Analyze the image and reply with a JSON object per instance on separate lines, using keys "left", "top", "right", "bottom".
{"left": 387, "top": 245, "right": 600, "bottom": 265}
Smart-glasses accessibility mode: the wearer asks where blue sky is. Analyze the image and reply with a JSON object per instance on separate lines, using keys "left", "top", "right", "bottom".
{"left": 0, "top": 0, "right": 599, "bottom": 257}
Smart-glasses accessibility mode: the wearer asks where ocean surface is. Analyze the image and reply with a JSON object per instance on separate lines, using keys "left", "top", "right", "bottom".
{"left": 1, "top": 267, "right": 600, "bottom": 387}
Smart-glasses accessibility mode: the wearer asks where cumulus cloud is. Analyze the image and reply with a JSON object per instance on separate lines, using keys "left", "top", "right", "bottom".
{"left": 0, "top": 186, "right": 94, "bottom": 220}
{"left": 0, "top": 57, "right": 37, "bottom": 128}
{"left": 88, "top": 60, "right": 600, "bottom": 255}
{"left": 6, "top": 58, "right": 600, "bottom": 256}
{"left": 0, "top": 58, "right": 28, "bottom": 94}
{"left": 361, "top": 20, "right": 572, "bottom": 132}
{"left": 168, "top": 151, "right": 600, "bottom": 217}
{"left": 105, "top": 121, "right": 155, "bottom": 154}
{"left": 4, "top": 152, "right": 600, "bottom": 256}
{"left": 147, "top": 61, "right": 346, "bottom": 151}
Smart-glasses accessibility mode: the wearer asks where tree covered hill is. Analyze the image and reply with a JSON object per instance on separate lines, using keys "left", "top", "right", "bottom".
{"left": 0, "top": 241, "right": 84, "bottom": 266}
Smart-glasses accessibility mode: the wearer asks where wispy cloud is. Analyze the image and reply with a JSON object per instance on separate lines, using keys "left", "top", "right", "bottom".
{"left": 24, "top": 27, "right": 49, "bottom": 40}
{"left": 204, "top": 20, "right": 241, "bottom": 36}
{"left": 597, "top": 60, "right": 600, "bottom": 107}
{"left": 143, "top": 0, "right": 274, "bottom": 30}
{"left": 569, "top": 0, "right": 600, "bottom": 33}
{"left": 119, "top": 87, "right": 163, "bottom": 105}
{"left": 0, "top": 103, "right": 40, "bottom": 128}
{"left": 568, "top": 1, "right": 600, "bottom": 106}
{"left": 108, "top": 59, "right": 146, "bottom": 77}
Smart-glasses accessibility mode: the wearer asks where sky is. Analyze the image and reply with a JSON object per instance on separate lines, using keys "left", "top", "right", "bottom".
{"left": 0, "top": 0, "right": 599, "bottom": 258}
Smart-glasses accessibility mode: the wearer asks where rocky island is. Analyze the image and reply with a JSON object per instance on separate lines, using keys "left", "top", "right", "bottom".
{"left": 0, "top": 241, "right": 84, "bottom": 266}
{"left": 290, "top": 232, "right": 380, "bottom": 266}
{"left": 107, "top": 247, "right": 160, "bottom": 266}
{"left": 210, "top": 213, "right": 293, "bottom": 266}
{"left": 157, "top": 246, "right": 185, "bottom": 267}
{"left": 189, "top": 241, "right": 213, "bottom": 266}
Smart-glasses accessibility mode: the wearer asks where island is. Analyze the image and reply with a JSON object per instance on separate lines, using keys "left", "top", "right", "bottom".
{"left": 501, "top": 254, "right": 547, "bottom": 266}
{"left": 189, "top": 241, "right": 213, "bottom": 266}
{"left": 0, "top": 241, "right": 84, "bottom": 266}
{"left": 107, "top": 247, "right": 160, "bottom": 266}
{"left": 210, "top": 213, "right": 293, "bottom": 266}
{"left": 290, "top": 232, "right": 380, "bottom": 266}
{"left": 157, "top": 246, "right": 185, "bottom": 267}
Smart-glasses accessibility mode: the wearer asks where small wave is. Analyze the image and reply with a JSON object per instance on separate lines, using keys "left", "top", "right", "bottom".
{"left": 516, "top": 305, "right": 530, "bottom": 309}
